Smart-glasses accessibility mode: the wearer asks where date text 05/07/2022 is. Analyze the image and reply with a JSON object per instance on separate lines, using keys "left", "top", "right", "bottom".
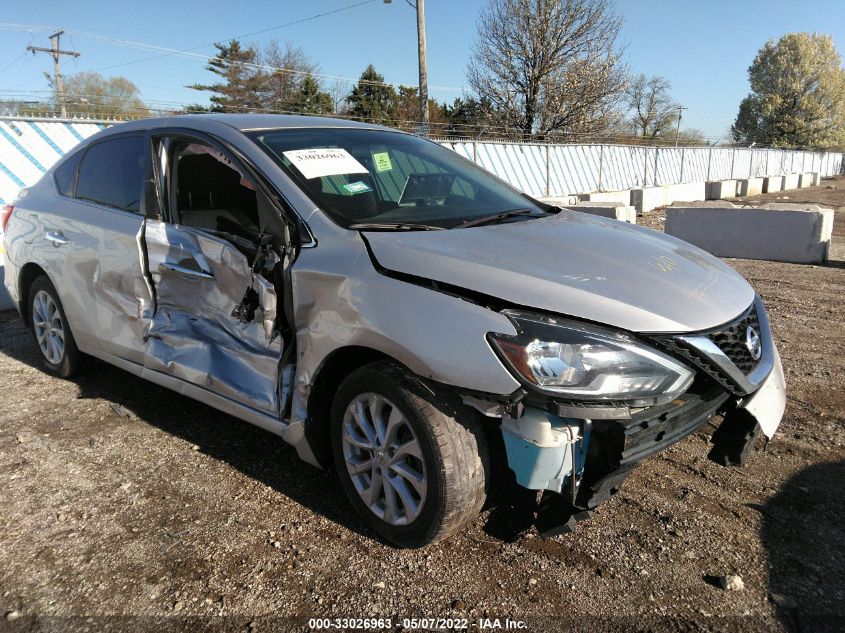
{"left": 307, "top": 617, "right": 528, "bottom": 630}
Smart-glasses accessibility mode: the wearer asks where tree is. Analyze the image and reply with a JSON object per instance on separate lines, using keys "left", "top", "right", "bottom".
{"left": 58, "top": 72, "right": 149, "bottom": 118}
{"left": 625, "top": 74, "right": 679, "bottom": 140}
{"left": 395, "top": 85, "right": 447, "bottom": 130}
{"left": 674, "top": 128, "right": 707, "bottom": 146}
{"left": 328, "top": 79, "right": 351, "bottom": 115}
{"left": 189, "top": 39, "right": 265, "bottom": 112}
{"left": 0, "top": 99, "right": 52, "bottom": 117}
{"left": 347, "top": 65, "right": 397, "bottom": 124}
{"left": 468, "top": 0, "right": 626, "bottom": 140}
{"left": 261, "top": 40, "right": 318, "bottom": 112}
{"left": 292, "top": 74, "right": 333, "bottom": 115}
{"left": 444, "top": 96, "right": 497, "bottom": 138}
{"left": 732, "top": 33, "right": 845, "bottom": 149}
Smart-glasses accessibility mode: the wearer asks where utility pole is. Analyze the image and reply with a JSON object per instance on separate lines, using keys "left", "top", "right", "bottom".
{"left": 674, "top": 105, "right": 688, "bottom": 147}
{"left": 415, "top": 0, "right": 429, "bottom": 134}
{"left": 384, "top": 0, "right": 429, "bottom": 135}
{"left": 27, "top": 30, "right": 80, "bottom": 118}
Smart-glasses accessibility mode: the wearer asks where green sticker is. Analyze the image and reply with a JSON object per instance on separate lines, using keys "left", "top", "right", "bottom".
{"left": 373, "top": 151, "right": 393, "bottom": 172}
{"left": 342, "top": 181, "right": 372, "bottom": 195}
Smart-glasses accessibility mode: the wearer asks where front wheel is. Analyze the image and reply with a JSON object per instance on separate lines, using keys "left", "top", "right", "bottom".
{"left": 331, "top": 362, "right": 488, "bottom": 547}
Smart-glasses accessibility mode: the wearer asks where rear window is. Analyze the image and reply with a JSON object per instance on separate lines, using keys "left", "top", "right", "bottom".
{"left": 54, "top": 150, "right": 82, "bottom": 197}
{"left": 75, "top": 136, "right": 145, "bottom": 212}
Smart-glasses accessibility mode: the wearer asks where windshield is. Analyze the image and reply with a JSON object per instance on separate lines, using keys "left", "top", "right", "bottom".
{"left": 248, "top": 128, "right": 549, "bottom": 229}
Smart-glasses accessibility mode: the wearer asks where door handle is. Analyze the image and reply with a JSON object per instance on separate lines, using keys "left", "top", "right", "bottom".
{"left": 159, "top": 261, "right": 215, "bottom": 280}
{"left": 45, "top": 231, "right": 70, "bottom": 246}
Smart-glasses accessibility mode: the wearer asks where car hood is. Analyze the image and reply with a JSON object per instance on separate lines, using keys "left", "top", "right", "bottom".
{"left": 363, "top": 210, "right": 755, "bottom": 334}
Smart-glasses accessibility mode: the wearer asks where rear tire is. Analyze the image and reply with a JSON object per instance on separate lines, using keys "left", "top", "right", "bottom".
{"left": 27, "top": 275, "right": 82, "bottom": 378}
{"left": 331, "top": 361, "right": 488, "bottom": 547}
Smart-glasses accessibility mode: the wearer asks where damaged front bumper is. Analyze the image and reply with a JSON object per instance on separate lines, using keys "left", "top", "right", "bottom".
{"left": 492, "top": 344, "right": 786, "bottom": 538}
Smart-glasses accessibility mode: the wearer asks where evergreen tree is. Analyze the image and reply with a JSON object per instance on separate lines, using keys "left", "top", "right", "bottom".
{"left": 189, "top": 40, "right": 265, "bottom": 113}
{"left": 347, "top": 65, "right": 397, "bottom": 124}
{"left": 293, "top": 74, "right": 333, "bottom": 115}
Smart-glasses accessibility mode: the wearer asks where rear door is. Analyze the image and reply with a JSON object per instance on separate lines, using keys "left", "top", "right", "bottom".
{"left": 34, "top": 134, "right": 152, "bottom": 364}
{"left": 142, "top": 132, "right": 290, "bottom": 415}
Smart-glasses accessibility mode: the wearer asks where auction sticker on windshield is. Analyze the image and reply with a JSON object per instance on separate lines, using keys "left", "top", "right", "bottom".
{"left": 282, "top": 148, "right": 369, "bottom": 180}
{"left": 373, "top": 151, "right": 393, "bottom": 172}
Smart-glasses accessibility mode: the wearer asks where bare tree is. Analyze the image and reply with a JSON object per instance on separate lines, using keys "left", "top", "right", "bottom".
{"left": 625, "top": 74, "right": 679, "bottom": 140}
{"left": 261, "top": 39, "right": 319, "bottom": 112}
{"left": 329, "top": 79, "right": 351, "bottom": 115}
{"left": 468, "top": 0, "right": 627, "bottom": 140}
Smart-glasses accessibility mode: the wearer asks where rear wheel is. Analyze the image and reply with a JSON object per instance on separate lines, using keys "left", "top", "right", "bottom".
{"left": 331, "top": 361, "right": 488, "bottom": 547}
{"left": 27, "top": 275, "right": 82, "bottom": 378}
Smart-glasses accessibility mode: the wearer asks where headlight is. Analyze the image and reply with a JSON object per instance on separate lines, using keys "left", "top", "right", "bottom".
{"left": 489, "top": 311, "right": 694, "bottom": 403}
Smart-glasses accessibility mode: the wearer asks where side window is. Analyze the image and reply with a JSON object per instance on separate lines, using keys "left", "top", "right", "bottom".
{"left": 171, "top": 141, "right": 260, "bottom": 238}
{"left": 75, "top": 136, "right": 145, "bottom": 212}
{"left": 54, "top": 150, "right": 83, "bottom": 197}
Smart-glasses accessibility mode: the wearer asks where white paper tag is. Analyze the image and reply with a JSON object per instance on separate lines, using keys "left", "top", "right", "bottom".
{"left": 282, "top": 148, "right": 369, "bottom": 180}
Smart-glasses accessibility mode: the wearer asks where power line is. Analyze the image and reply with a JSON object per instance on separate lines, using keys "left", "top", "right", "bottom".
{"left": 0, "top": 52, "right": 27, "bottom": 75}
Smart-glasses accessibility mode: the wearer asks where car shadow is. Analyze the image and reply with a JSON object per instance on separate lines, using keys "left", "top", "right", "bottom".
{"left": 0, "top": 312, "right": 379, "bottom": 543}
{"left": 757, "top": 459, "right": 845, "bottom": 632}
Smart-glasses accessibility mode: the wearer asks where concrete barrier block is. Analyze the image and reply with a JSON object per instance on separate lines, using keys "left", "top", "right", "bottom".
{"left": 763, "top": 176, "right": 784, "bottom": 193}
{"left": 539, "top": 196, "right": 580, "bottom": 207}
{"left": 782, "top": 173, "right": 800, "bottom": 190}
{"left": 578, "top": 190, "right": 632, "bottom": 205}
{"left": 812, "top": 172, "right": 821, "bottom": 186}
{"left": 665, "top": 203, "right": 834, "bottom": 264}
{"left": 666, "top": 181, "right": 706, "bottom": 205}
{"left": 631, "top": 186, "right": 668, "bottom": 214}
{"left": 737, "top": 177, "right": 764, "bottom": 196}
{"left": 571, "top": 204, "right": 637, "bottom": 223}
{"left": 670, "top": 200, "right": 735, "bottom": 208}
{"left": 539, "top": 198, "right": 636, "bottom": 223}
{"left": 798, "top": 173, "right": 815, "bottom": 188}
{"left": 706, "top": 180, "right": 738, "bottom": 199}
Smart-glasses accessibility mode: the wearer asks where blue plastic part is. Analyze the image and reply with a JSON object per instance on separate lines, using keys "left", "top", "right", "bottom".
{"left": 501, "top": 408, "right": 590, "bottom": 493}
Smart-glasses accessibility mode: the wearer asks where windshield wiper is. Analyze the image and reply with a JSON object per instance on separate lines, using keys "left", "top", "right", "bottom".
{"left": 457, "top": 208, "right": 538, "bottom": 229}
{"left": 348, "top": 222, "right": 445, "bottom": 231}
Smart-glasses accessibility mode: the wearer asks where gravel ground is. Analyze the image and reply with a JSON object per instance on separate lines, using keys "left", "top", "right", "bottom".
{"left": 1, "top": 178, "right": 844, "bottom": 633}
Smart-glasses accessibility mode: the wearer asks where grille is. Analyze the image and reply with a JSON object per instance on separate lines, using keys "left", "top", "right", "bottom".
{"left": 705, "top": 305, "right": 761, "bottom": 374}
{"left": 650, "top": 302, "right": 763, "bottom": 396}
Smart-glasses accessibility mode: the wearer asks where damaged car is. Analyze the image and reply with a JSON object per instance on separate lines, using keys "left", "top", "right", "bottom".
{"left": 2, "top": 115, "right": 786, "bottom": 547}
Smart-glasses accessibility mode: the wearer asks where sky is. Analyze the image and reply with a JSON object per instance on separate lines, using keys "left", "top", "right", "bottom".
{"left": 1, "top": 0, "right": 844, "bottom": 140}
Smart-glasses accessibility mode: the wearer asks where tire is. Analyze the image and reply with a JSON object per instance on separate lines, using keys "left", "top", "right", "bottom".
{"left": 331, "top": 361, "right": 488, "bottom": 548}
{"left": 27, "top": 275, "right": 83, "bottom": 378}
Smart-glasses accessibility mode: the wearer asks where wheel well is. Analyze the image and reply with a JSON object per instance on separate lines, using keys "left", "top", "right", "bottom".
{"left": 17, "top": 263, "right": 48, "bottom": 326}
{"left": 305, "top": 346, "right": 393, "bottom": 468}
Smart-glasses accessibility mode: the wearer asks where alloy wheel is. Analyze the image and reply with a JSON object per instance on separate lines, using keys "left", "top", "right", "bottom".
{"left": 32, "top": 290, "right": 65, "bottom": 365}
{"left": 341, "top": 393, "right": 428, "bottom": 526}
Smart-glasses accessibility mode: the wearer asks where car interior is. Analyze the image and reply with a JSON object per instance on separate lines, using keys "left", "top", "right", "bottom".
{"left": 173, "top": 143, "right": 262, "bottom": 241}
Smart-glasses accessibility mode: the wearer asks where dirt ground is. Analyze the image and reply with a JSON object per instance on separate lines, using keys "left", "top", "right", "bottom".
{"left": 1, "top": 178, "right": 844, "bottom": 633}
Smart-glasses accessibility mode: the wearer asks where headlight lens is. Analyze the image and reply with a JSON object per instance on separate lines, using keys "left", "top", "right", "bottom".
{"left": 489, "top": 311, "right": 693, "bottom": 402}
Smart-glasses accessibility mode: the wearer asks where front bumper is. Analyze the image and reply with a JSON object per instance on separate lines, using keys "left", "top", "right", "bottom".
{"left": 738, "top": 345, "right": 786, "bottom": 438}
{"left": 498, "top": 340, "right": 786, "bottom": 537}
{"left": 487, "top": 294, "right": 786, "bottom": 536}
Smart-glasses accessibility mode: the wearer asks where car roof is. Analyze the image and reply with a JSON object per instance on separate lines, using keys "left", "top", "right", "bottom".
{"left": 97, "top": 113, "right": 399, "bottom": 135}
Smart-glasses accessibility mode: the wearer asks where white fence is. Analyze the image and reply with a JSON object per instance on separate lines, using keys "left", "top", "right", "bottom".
{"left": 439, "top": 140, "right": 844, "bottom": 198}
{"left": 0, "top": 115, "right": 842, "bottom": 204}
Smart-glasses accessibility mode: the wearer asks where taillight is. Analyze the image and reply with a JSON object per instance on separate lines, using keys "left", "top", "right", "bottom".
{"left": 1, "top": 204, "right": 14, "bottom": 232}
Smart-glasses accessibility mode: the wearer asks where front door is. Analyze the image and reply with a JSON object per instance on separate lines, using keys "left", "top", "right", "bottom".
{"left": 142, "top": 134, "right": 288, "bottom": 415}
